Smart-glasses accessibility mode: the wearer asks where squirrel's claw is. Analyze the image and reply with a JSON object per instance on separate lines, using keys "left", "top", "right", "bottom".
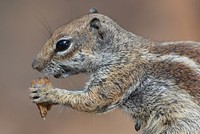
{"left": 29, "top": 87, "right": 50, "bottom": 104}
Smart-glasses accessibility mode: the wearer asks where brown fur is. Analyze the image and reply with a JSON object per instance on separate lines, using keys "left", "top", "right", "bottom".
{"left": 149, "top": 42, "right": 200, "bottom": 63}
{"left": 150, "top": 61, "right": 200, "bottom": 101}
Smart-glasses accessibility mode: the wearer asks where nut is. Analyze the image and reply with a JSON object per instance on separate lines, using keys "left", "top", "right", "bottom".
{"left": 31, "top": 77, "right": 53, "bottom": 120}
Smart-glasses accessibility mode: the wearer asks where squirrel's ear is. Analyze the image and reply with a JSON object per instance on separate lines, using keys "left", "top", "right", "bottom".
{"left": 88, "top": 8, "right": 99, "bottom": 14}
{"left": 89, "top": 18, "right": 105, "bottom": 40}
{"left": 90, "top": 18, "right": 101, "bottom": 30}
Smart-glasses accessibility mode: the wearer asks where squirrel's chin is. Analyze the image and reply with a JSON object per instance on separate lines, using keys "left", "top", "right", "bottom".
{"left": 53, "top": 74, "right": 64, "bottom": 79}
{"left": 42, "top": 68, "right": 80, "bottom": 79}
{"left": 53, "top": 73, "right": 69, "bottom": 79}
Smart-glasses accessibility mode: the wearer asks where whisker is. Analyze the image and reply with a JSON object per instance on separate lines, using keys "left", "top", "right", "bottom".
{"left": 56, "top": 106, "right": 64, "bottom": 117}
{"left": 27, "top": 2, "right": 53, "bottom": 38}
{"left": 33, "top": 8, "right": 53, "bottom": 37}
{"left": 31, "top": 15, "right": 50, "bottom": 38}
{"left": 31, "top": 11, "right": 52, "bottom": 38}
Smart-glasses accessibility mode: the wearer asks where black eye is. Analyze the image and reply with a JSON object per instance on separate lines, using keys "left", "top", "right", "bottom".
{"left": 55, "top": 39, "right": 71, "bottom": 52}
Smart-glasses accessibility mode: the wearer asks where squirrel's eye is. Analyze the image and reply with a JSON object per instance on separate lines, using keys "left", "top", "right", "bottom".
{"left": 55, "top": 39, "right": 71, "bottom": 52}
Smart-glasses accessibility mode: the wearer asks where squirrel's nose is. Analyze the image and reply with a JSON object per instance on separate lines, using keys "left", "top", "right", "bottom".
{"left": 32, "top": 59, "right": 42, "bottom": 71}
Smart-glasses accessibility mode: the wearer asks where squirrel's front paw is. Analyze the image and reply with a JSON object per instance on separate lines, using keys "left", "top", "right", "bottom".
{"left": 29, "top": 78, "right": 54, "bottom": 104}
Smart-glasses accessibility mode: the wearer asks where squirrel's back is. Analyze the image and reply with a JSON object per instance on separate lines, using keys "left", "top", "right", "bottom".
{"left": 119, "top": 40, "right": 200, "bottom": 133}
{"left": 143, "top": 41, "right": 200, "bottom": 102}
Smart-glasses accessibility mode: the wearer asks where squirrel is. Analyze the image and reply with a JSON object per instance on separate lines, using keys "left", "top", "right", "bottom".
{"left": 29, "top": 8, "right": 200, "bottom": 134}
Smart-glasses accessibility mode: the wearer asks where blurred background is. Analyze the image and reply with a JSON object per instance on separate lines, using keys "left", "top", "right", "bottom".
{"left": 0, "top": 0, "right": 200, "bottom": 134}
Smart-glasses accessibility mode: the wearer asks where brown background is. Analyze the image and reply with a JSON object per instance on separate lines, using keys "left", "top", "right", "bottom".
{"left": 0, "top": 1, "right": 200, "bottom": 134}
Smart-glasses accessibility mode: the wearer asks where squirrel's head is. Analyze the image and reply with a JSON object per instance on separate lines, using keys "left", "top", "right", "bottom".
{"left": 32, "top": 8, "right": 120, "bottom": 78}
